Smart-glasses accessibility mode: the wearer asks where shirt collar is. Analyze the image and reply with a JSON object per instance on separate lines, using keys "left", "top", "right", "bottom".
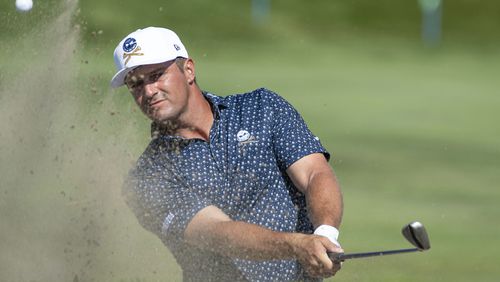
{"left": 202, "top": 91, "right": 228, "bottom": 120}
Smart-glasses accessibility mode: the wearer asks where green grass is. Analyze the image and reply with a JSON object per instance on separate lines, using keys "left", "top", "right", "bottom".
{"left": 1, "top": 1, "right": 500, "bottom": 281}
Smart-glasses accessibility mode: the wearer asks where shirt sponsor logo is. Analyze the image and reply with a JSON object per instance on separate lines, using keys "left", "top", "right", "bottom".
{"left": 237, "top": 130, "right": 251, "bottom": 142}
{"left": 237, "top": 130, "right": 258, "bottom": 154}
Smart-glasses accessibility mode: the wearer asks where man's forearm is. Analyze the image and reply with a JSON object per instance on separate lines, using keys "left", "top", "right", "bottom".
{"left": 305, "top": 169, "right": 343, "bottom": 229}
{"left": 185, "top": 219, "right": 303, "bottom": 260}
{"left": 184, "top": 204, "right": 344, "bottom": 278}
{"left": 285, "top": 153, "right": 343, "bottom": 230}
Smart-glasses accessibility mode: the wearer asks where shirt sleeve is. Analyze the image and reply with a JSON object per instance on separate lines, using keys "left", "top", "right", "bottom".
{"left": 265, "top": 89, "right": 330, "bottom": 170}
{"left": 122, "top": 143, "right": 211, "bottom": 240}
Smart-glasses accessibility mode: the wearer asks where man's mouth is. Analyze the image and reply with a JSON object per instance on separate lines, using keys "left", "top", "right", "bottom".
{"left": 149, "top": 99, "right": 166, "bottom": 107}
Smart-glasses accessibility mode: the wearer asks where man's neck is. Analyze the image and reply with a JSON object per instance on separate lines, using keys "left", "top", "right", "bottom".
{"left": 173, "top": 89, "right": 214, "bottom": 141}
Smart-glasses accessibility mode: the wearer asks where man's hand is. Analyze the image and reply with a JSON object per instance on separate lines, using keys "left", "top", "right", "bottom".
{"left": 291, "top": 234, "right": 344, "bottom": 278}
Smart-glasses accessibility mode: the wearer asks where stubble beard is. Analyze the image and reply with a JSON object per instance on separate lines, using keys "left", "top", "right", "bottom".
{"left": 149, "top": 96, "right": 190, "bottom": 138}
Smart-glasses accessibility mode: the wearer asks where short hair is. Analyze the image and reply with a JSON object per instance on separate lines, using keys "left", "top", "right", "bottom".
{"left": 174, "top": 57, "right": 197, "bottom": 84}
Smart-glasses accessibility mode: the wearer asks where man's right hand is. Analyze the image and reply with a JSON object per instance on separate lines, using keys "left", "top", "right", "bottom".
{"left": 290, "top": 234, "right": 344, "bottom": 278}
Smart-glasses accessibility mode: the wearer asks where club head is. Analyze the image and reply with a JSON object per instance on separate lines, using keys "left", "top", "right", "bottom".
{"left": 402, "top": 221, "right": 431, "bottom": 251}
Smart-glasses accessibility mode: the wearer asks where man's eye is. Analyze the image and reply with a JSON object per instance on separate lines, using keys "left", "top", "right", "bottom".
{"left": 126, "top": 75, "right": 145, "bottom": 89}
{"left": 149, "top": 71, "right": 164, "bottom": 82}
{"left": 130, "top": 80, "right": 144, "bottom": 89}
{"left": 127, "top": 80, "right": 143, "bottom": 89}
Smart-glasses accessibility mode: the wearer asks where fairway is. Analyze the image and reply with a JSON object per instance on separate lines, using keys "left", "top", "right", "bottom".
{"left": 1, "top": 1, "right": 499, "bottom": 281}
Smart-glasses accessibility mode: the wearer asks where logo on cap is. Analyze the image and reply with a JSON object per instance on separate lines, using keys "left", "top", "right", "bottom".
{"left": 173, "top": 44, "right": 181, "bottom": 51}
{"left": 122, "top": 37, "right": 144, "bottom": 66}
{"left": 123, "top": 38, "right": 137, "bottom": 52}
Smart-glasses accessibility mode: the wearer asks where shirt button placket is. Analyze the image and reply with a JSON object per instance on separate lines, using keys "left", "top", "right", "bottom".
{"left": 209, "top": 118, "right": 224, "bottom": 173}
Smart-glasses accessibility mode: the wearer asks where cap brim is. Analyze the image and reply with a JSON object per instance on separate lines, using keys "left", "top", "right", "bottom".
{"left": 110, "top": 67, "right": 135, "bottom": 88}
{"left": 110, "top": 56, "right": 188, "bottom": 89}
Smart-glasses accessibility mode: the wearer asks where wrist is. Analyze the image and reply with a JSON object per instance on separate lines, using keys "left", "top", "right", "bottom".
{"left": 285, "top": 233, "right": 307, "bottom": 258}
{"left": 314, "top": 225, "right": 341, "bottom": 247}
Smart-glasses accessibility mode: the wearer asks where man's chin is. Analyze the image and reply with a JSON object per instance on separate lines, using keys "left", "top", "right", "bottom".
{"left": 148, "top": 110, "right": 171, "bottom": 122}
{"left": 150, "top": 112, "right": 178, "bottom": 125}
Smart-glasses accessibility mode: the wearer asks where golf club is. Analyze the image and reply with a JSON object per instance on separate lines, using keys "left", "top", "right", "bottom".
{"left": 329, "top": 221, "right": 431, "bottom": 262}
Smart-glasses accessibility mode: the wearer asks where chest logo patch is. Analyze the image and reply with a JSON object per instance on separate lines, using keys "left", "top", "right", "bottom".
{"left": 237, "top": 130, "right": 258, "bottom": 155}
{"left": 237, "top": 130, "right": 251, "bottom": 142}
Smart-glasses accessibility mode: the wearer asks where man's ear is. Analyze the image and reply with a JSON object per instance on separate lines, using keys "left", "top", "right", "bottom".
{"left": 184, "top": 58, "right": 196, "bottom": 84}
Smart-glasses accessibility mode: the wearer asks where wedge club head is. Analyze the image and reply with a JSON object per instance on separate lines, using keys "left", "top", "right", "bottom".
{"left": 402, "top": 221, "right": 431, "bottom": 251}
{"left": 329, "top": 221, "right": 431, "bottom": 262}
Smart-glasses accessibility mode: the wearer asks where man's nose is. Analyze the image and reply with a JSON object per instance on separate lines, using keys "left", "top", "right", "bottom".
{"left": 144, "top": 81, "right": 158, "bottom": 97}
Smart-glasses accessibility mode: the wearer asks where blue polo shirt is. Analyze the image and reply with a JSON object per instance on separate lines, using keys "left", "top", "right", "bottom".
{"left": 124, "top": 88, "right": 330, "bottom": 281}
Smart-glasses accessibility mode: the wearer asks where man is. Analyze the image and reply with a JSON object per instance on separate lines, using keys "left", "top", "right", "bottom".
{"left": 111, "top": 27, "right": 344, "bottom": 281}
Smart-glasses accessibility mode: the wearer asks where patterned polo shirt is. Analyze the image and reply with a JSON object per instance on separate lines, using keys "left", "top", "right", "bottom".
{"left": 123, "top": 88, "right": 330, "bottom": 281}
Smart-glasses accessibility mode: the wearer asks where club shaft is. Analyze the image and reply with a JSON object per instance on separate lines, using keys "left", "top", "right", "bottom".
{"left": 331, "top": 248, "right": 419, "bottom": 261}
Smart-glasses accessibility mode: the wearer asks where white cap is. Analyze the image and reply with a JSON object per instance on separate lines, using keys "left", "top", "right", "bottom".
{"left": 110, "top": 27, "right": 189, "bottom": 88}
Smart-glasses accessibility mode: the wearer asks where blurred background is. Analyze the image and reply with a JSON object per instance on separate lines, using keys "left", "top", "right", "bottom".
{"left": 0, "top": 0, "right": 499, "bottom": 281}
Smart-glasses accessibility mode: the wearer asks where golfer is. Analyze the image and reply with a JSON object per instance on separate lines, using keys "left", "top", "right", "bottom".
{"left": 112, "top": 27, "right": 344, "bottom": 281}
